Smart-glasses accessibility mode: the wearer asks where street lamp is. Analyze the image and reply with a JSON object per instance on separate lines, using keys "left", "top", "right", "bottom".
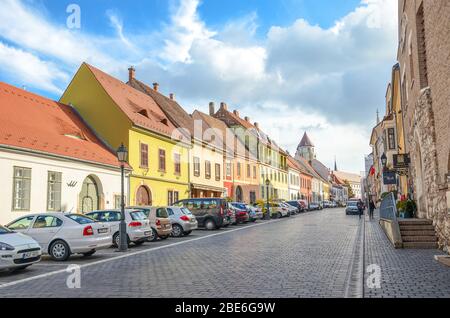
{"left": 117, "top": 143, "right": 128, "bottom": 252}
{"left": 265, "top": 179, "right": 271, "bottom": 220}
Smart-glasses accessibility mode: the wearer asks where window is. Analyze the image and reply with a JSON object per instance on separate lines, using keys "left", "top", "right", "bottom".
{"left": 7, "top": 216, "right": 34, "bottom": 230}
{"left": 140, "top": 143, "right": 148, "bottom": 168}
{"left": 47, "top": 171, "right": 62, "bottom": 211}
{"left": 193, "top": 157, "right": 200, "bottom": 177}
{"left": 237, "top": 162, "right": 241, "bottom": 177}
{"left": 247, "top": 164, "right": 251, "bottom": 178}
{"left": 253, "top": 166, "right": 257, "bottom": 179}
{"left": 408, "top": 33, "right": 415, "bottom": 83}
{"left": 226, "top": 162, "right": 232, "bottom": 177}
{"left": 168, "top": 191, "right": 173, "bottom": 206}
{"left": 174, "top": 153, "right": 181, "bottom": 175}
{"left": 205, "top": 161, "right": 211, "bottom": 179}
{"left": 114, "top": 195, "right": 127, "bottom": 209}
{"left": 32, "top": 215, "right": 63, "bottom": 228}
{"left": 388, "top": 128, "right": 396, "bottom": 150}
{"left": 158, "top": 149, "right": 166, "bottom": 171}
{"left": 416, "top": 4, "right": 428, "bottom": 89}
{"left": 215, "top": 163, "right": 221, "bottom": 181}
{"left": 174, "top": 191, "right": 179, "bottom": 203}
{"left": 12, "top": 167, "right": 31, "bottom": 211}
{"left": 156, "top": 208, "right": 169, "bottom": 218}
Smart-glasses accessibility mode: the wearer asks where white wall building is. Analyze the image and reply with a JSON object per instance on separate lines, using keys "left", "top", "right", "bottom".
{"left": 0, "top": 83, "right": 128, "bottom": 225}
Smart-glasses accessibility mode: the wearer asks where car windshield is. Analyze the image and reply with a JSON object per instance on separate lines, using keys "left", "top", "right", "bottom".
{"left": 130, "top": 211, "right": 147, "bottom": 220}
{"left": 66, "top": 214, "right": 96, "bottom": 224}
{"left": 0, "top": 225, "right": 12, "bottom": 234}
{"left": 232, "top": 203, "right": 246, "bottom": 210}
{"left": 181, "top": 208, "right": 192, "bottom": 215}
{"left": 347, "top": 201, "right": 358, "bottom": 207}
{"left": 156, "top": 208, "right": 169, "bottom": 218}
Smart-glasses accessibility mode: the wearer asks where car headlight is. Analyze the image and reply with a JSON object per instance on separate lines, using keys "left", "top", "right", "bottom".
{"left": 0, "top": 242, "right": 14, "bottom": 251}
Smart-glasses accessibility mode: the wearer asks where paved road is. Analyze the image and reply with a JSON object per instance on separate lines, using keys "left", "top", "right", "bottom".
{"left": 0, "top": 208, "right": 362, "bottom": 298}
{"left": 1, "top": 208, "right": 448, "bottom": 298}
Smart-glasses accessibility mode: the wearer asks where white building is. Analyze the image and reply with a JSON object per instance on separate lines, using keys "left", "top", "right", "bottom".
{"left": 0, "top": 83, "right": 128, "bottom": 225}
{"left": 287, "top": 157, "right": 301, "bottom": 200}
{"left": 333, "top": 171, "right": 363, "bottom": 199}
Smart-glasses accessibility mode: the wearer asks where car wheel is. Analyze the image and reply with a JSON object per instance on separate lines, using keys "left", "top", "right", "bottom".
{"left": 205, "top": 219, "right": 216, "bottom": 230}
{"left": 82, "top": 250, "right": 96, "bottom": 257}
{"left": 49, "top": 240, "right": 70, "bottom": 261}
{"left": 278, "top": 212, "right": 282, "bottom": 218}
{"left": 148, "top": 228, "right": 158, "bottom": 242}
{"left": 183, "top": 231, "right": 192, "bottom": 236}
{"left": 172, "top": 224, "right": 183, "bottom": 237}
{"left": 113, "top": 232, "right": 130, "bottom": 247}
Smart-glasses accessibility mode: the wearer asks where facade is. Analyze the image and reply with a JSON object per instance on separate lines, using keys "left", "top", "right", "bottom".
{"left": 60, "top": 63, "right": 190, "bottom": 207}
{"left": 212, "top": 102, "right": 286, "bottom": 202}
{"left": 287, "top": 156, "right": 301, "bottom": 200}
{"left": 332, "top": 171, "right": 362, "bottom": 199}
{"left": 397, "top": 0, "right": 450, "bottom": 251}
{"left": 127, "top": 69, "right": 226, "bottom": 198}
{"left": 0, "top": 82, "right": 126, "bottom": 225}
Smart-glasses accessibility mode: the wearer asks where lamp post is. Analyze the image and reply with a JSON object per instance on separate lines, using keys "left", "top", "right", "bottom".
{"left": 117, "top": 143, "right": 128, "bottom": 252}
{"left": 265, "top": 179, "right": 271, "bottom": 220}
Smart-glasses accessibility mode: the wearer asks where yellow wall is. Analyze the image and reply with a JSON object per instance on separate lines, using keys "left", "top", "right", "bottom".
{"left": 60, "top": 63, "right": 132, "bottom": 151}
{"left": 128, "top": 128, "right": 190, "bottom": 205}
{"left": 190, "top": 141, "right": 224, "bottom": 192}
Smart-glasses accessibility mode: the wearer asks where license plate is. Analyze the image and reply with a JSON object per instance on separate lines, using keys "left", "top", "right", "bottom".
{"left": 98, "top": 228, "right": 108, "bottom": 234}
{"left": 22, "top": 251, "right": 39, "bottom": 259}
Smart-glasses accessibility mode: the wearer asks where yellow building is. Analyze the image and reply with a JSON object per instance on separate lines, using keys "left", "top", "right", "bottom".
{"left": 60, "top": 63, "right": 191, "bottom": 206}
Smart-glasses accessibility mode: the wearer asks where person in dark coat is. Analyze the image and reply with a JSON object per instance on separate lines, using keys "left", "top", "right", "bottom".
{"left": 357, "top": 199, "right": 364, "bottom": 219}
{"left": 369, "top": 199, "right": 376, "bottom": 220}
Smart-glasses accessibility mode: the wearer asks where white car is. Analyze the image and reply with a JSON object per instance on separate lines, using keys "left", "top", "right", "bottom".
{"left": 0, "top": 225, "right": 42, "bottom": 271}
{"left": 280, "top": 202, "right": 298, "bottom": 215}
{"left": 86, "top": 209, "right": 152, "bottom": 247}
{"left": 271, "top": 203, "right": 290, "bottom": 218}
{"left": 6, "top": 213, "right": 112, "bottom": 261}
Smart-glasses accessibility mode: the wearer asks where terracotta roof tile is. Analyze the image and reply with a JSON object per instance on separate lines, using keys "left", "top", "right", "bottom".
{"left": 0, "top": 82, "right": 122, "bottom": 167}
{"left": 85, "top": 64, "right": 186, "bottom": 142}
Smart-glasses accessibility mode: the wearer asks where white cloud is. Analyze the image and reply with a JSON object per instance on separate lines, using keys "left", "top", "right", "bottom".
{"left": 0, "top": 0, "right": 397, "bottom": 172}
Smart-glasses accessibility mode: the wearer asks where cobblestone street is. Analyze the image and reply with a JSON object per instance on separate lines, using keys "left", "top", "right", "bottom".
{"left": 0, "top": 208, "right": 449, "bottom": 298}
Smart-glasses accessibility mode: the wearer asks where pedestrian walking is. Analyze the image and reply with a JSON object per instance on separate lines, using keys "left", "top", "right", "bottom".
{"left": 369, "top": 199, "right": 376, "bottom": 220}
{"left": 357, "top": 199, "right": 364, "bottom": 219}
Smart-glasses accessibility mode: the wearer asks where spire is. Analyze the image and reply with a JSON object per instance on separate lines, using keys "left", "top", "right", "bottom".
{"left": 376, "top": 109, "right": 380, "bottom": 124}
{"left": 298, "top": 132, "right": 314, "bottom": 147}
{"left": 334, "top": 156, "right": 338, "bottom": 171}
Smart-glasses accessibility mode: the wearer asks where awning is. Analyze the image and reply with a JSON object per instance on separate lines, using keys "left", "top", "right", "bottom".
{"left": 191, "top": 183, "right": 226, "bottom": 193}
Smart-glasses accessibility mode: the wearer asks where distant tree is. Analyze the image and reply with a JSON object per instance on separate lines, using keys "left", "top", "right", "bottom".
{"left": 344, "top": 180, "right": 355, "bottom": 198}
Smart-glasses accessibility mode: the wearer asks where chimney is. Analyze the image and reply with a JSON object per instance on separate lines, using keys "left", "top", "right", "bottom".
{"left": 153, "top": 82, "right": 159, "bottom": 92}
{"left": 233, "top": 110, "right": 240, "bottom": 117}
{"left": 254, "top": 122, "right": 259, "bottom": 129}
{"left": 220, "top": 102, "right": 228, "bottom": 111}
{"left": 169, "top": 93, "right": 175, "bottom": 100}
{"left": 209, "top": 102, "right": 215, "bottom": 116}
{"left": 128, "top": 66, "right": 135, "bottom": 82}
{"left": 244, "top": 116, "right": 250, "bottom": 122}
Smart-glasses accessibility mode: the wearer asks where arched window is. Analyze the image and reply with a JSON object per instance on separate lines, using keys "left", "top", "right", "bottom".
{"left": 235, "top": 186, "right": 243, "bottom": 203}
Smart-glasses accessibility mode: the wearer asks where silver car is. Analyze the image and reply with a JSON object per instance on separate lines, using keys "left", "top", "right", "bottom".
{"left": 166, "top": 207, "right": 198, "bottom": 237}
{"left": 6, "top": 213, "right": 111, "bottom": 261}
{"left": 86, "top": 209, "right": 152, "bottom": 247}
{"left": 0, "top": 225, "right": 42, "bottom": 271}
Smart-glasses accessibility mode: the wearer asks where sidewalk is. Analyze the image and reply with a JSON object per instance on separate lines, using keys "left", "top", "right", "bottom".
{"left": 364, "top": 211, "right": 450, "bottom": 298}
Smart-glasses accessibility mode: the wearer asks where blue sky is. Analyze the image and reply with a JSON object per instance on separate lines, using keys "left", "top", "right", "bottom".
{"left": 0, "top": 0, "right": 398, "bottom": 173}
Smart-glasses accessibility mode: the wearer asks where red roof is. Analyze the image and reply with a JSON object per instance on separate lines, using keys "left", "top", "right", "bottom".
{"left": 85, "top": 63, "right": 186, "bottom": 142}
{"left": 0, "top": 82, "right": 122, "bottom": 168}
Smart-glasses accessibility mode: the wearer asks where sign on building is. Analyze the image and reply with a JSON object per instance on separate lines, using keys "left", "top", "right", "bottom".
{"left": 383, "top": 171, "right": 397, "bottom": 185}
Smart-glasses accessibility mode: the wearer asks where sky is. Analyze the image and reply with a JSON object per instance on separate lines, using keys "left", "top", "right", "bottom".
{"left": 0, "top": 0, "right": 398, "bottom": 173}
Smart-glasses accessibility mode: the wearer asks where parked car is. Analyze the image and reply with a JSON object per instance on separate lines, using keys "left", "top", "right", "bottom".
{"left": 298, "top": 200, "right": 308, "bottom": 211}
{"left": 6, "top": 213, "right": 111, "bottom": 261}
{"left": 86, "top": 209, "right": 152, "bottom": 247}
{"left": 271, "top": 202, "right": 290, "bottom": 218}
{"left": 280, "top": 202, "right": 298, "bottom": 215}
{"left": 286, "top": 200, "right": 304, "bottom": 213}
{"left": 165, "top": 206, "right": 198, "bottom": 237}
{"left": 0, "top": 225, "right": 42, "bottom": 271}
{"left": 309, "top": 202, "right": 320, "bottom": 210}
{"left": 229, "top": 203, "right": 250, "bottom": 224}
{"left": 323, "top": 201, "right": 332, "bottom": 209}
{"left": 247, "top": 204, "right": 264, "bottom": 221}
{"left": 174, "top": 198, "right": 228, "bottom": 230}
{"left": 128, "top": 206, "right": 172, "bottom": 241}
{"left": 225, "top": 206, "right": 236, "bottom": 226}
{"left": 345, "top": 201, "right": 360, "bottom": 215}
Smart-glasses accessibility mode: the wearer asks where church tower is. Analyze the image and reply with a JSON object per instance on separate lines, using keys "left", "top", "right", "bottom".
{"left": 295, "top": 132, "right": 316, "bottom": 163}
